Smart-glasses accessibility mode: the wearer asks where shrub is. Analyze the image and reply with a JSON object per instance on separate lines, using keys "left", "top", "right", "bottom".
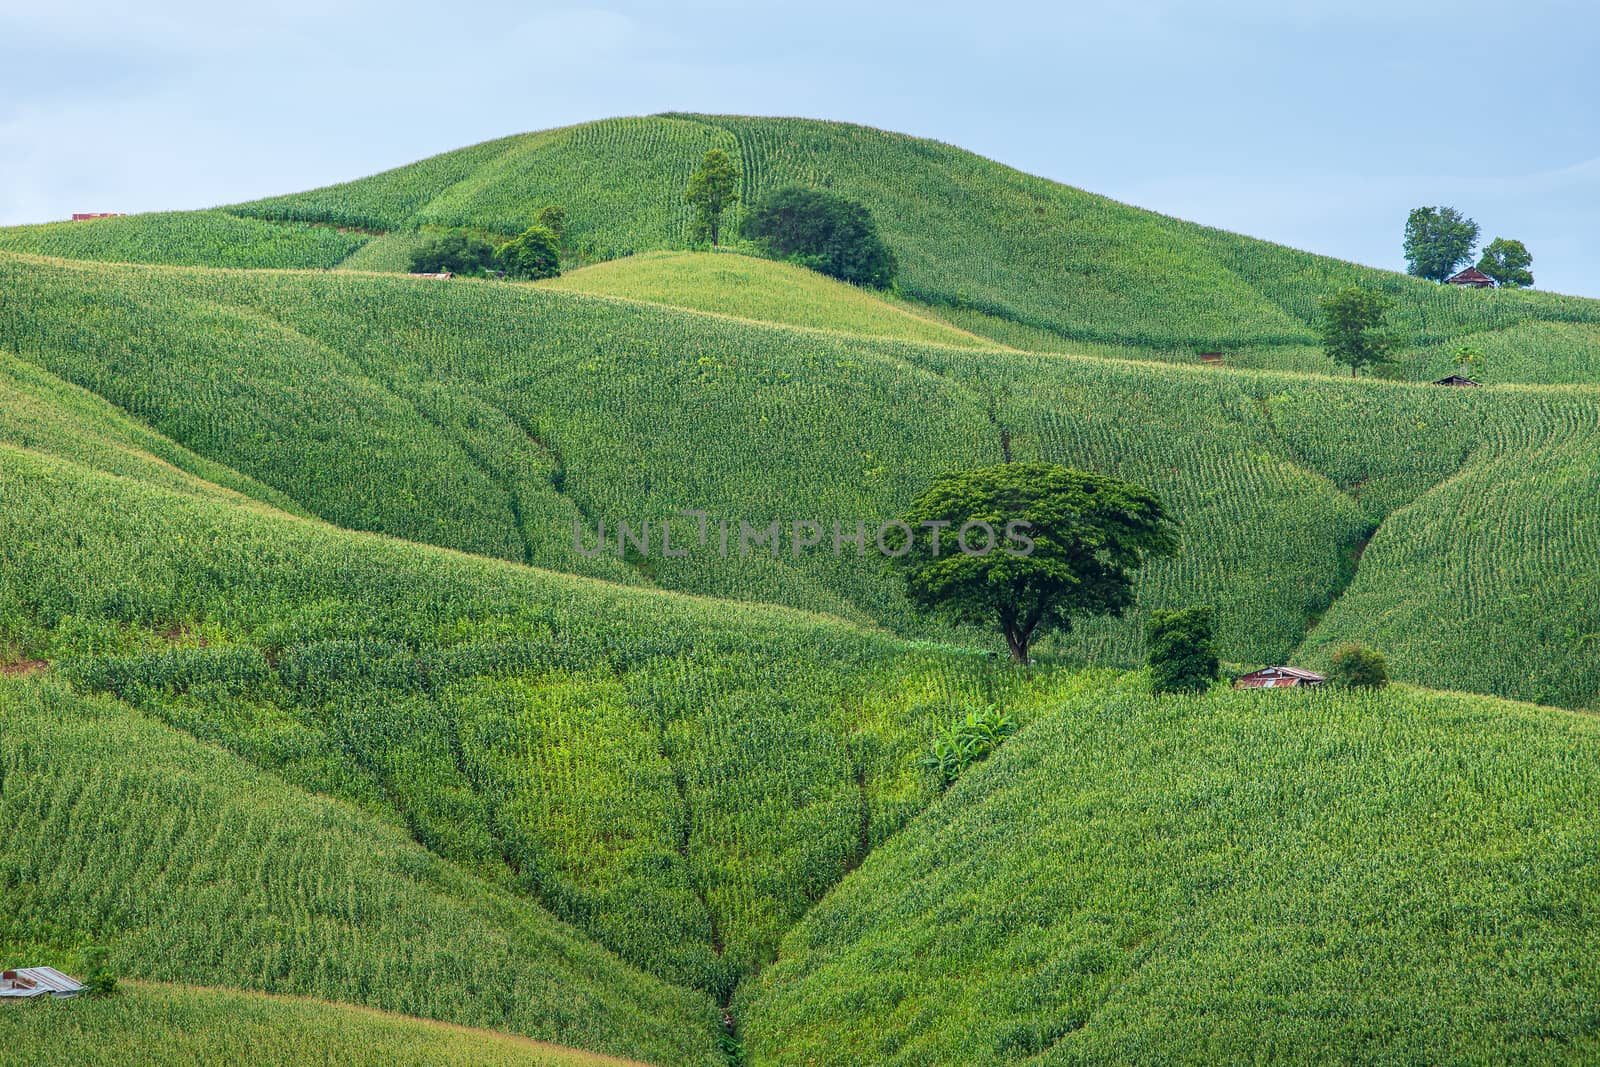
{"left": 1145, "top": 606, "right": 1219, "bottom": 693}
{"left": 1329, "top": 643, "right": 1389, "bottom": 689}
{"left": 742, "top": 186, "right": 897, "bottom": 289}
{"left": 80, "top": 945, "right": 118, "bottom": 996}
{"left": 497, "top": 225, "right": 561, "bottom": 280}
{"left": 919, "top": 706, "right": 1018, "bottom": 786}
{"left": 407, "top": 230, "right": 498, "bottom": 275}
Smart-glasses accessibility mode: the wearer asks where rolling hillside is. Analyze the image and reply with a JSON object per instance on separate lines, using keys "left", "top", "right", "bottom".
{"left": 2, "top": 112, "right": 1599, "bottom": 1067}
{"left": 3, "top": 253, "right": 1597, "bottom": 709}
{"left": 742, "top": 683, "right": 1600, "bottom": 1065}
{"left": 5, "top": 114, "right": 1594, "bottom": 382}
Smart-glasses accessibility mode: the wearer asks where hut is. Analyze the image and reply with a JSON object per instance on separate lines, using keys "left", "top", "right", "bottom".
{"left": 1234, "top": 666, "right": 1326, "bottom": 690}
{"left": 1444, "top": 266, "right": 1496, "bottom": 289}
{"left": 1, "top": 967, "right": 85, "bottom": 999}
{"left": 70, "top": 213, "right": 124, "bottom": 221}
{"left": 1431, "top": 375, "right": 1481, "bottom": 387}
{"left": 1198, "top": 352, "right": 1225, "bottom": 367}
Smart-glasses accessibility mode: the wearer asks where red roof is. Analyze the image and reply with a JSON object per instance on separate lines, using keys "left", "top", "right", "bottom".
{"left": 1445, "top": 266, "right": 1495, "bottom": 287}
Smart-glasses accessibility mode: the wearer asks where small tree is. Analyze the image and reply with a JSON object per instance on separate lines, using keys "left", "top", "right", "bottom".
{"left": 80, "top": 945, "right": 117, "bottom": 996}
{"left": 685, "top": 149, "right": 740, "bottom": 246}
{"left": 1452, "top": 343, "right": 1485, "bottom": 381}
{"left": 1318, "top": 287, "right": 1399, "bottom": 377}
{"left": 893, "top": 463, "right": 1177, "bottom": 665}
{"left": 408, "top": 230, "right": 498, "bottom": 275}
{"left": 1145, "top": 606, "right": 1220, "bottom": 694}
{"left": 535, "top": 204, "right": 567, "bottom": 243}
{"left": 1404, "top": 206, "right": 1479, "bottom": 281}
{"left": 742, "top": 186, "right": 898, "bottom": 288}
{"left": 1477, "top": 237, "right": 1533, "bottom": 288}
{"left": 497, "top": 224, "right": 561, "bottom": 280}
{"left": 1328, "top": 643, "right": 1389, "bottom": 689}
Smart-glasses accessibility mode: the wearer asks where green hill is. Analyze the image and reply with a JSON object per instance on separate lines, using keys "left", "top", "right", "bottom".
{"left": 742, "top": 682, "right": 1600, "bottom": 1065}
{"left": 3, "top": 253, "right": 1597, "bottom": 710}
{"left": 0, "top": 981, "right": 658, "bottom": 1066}
{"left": 541, "top": 250, "right": 993, "bottom": 348}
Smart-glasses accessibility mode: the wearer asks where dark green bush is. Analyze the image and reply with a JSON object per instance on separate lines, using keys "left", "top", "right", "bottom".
{"left": 497, "top": 225, "right": 561, "bottom": 280}
{"left": 742, "top": 186, "right": 897, "bottom": 288}
{"left": 1329, "top": 643, "right": 1389, "bottom": 689}
{"left": 1145, "top": 606, "right": 1220, "bottom": 693}
{"left": 406, "top": 230, "right": 498, "bottom": 275}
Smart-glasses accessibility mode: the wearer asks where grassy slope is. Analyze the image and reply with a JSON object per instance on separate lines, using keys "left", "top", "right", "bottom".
{"left": 0, "top": 210, "right": 368, "bottom": 269}
{"left": 0, "top": 981, "right": 657, "bottom": 1067}
{"left": 0, "top": 678, "right": 722, "bottom": 1066}
{"left": 741, "top": 682, "right": 1600, "bottom": 1066}
{"left": 0, "top": 410, "right": 1057, "bottom": 1001}
{"left": 542, "top": 250, "right": 993, "bottom": 348}
{"left": 211, "top": 113, "right": 1600, "bottom": 384}
{"left": 3, "top": 253, "right": 1598, "bottom": 709}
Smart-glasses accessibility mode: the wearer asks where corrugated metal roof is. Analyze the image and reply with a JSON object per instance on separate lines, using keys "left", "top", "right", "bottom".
{"left": 1, "top": 966, "right": 85, "bottom": 998}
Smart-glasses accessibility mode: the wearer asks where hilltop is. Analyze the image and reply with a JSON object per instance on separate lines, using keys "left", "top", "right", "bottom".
{"left": 4, "top": 114, "right": 1599, "bottom": 382}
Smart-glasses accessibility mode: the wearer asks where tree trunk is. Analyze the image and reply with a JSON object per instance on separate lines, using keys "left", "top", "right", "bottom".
{"left": 1002, "top": 626, "right": 1030, "bottom": 665}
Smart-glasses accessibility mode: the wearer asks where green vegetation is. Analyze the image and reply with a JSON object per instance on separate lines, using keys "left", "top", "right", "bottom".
{"left": 0, "top": 678, "right": 723, "bottom": 1064}
{"left": 407, "top": 228, "right": 499, "bottom": 275}
{"left": 894, "top": 463, "right": 1177, "bottom": 664}
{"left": 1328, "top": 642, "right": 1390, "bottom": 688}
{"left": 1479, "top": 236, "right": 1534, "bottom": 288}
{"left": 543, "top": 251, "right": 987, "bottom": 346}
{"left": 0, "top": 981, "right": 671, "bottom": 1066}
{"left": 3, "top": 252, "right": 1599, "bottom": 709}
{"left": 1144, "top": 606, "right": 1220, "bottom": 694}
{"left": 742, "top": 185, "right": 897, "bottom": 288}
{"left": 684, "top": 148, "right": 740, "bottom": 246}
{"left": 1405, "top": 205, "right": 1479, "bottom": 282}
{"left": 742, "top": 683, "right": 1600, "bottom": 1065}
{"left": 498, "top": 224, "right": 562, "bottom": 280}
{"left": 917, "top": 706, "right": 1018, "bottom": 786}
{"left": 0, "top": 210, "right": 368, "bottom": 268}
{"left": 1318, "top": 286, "right": 1399, "bottom": 377}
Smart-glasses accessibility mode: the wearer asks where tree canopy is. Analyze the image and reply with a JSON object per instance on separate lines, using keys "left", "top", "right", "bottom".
{"left": 497, "top": 224, "right": 561, "bottom": 280}
{"left": 407, "top": 230, "right": 498, "bottom": 275}
{"left": 1145, "top": 606, "right": 1220, "bottom": 694}
{"left": 741, "top": 186, "right": 898, "bottom": 289}
{"left": 1318, "top": 287, "right": 1399, "bottom": 377}
{"left": 893, "top": 463, "right": 1177, "bottom": 664}
{"left": 1477, "top": 237, "right": 1534, "bottom": 288}
{"left": 684, "top": 149, "right": 740, "bottom": 246}
{"left": 1404, "top": 206, "right": 1479, "bottom": 282}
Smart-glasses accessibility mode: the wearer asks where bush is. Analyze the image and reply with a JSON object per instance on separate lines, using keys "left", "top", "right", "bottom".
{"left": 80, "top": 945, "right": 118, "bottom": 995}
{"left": 1145, "top": 606, "right": 1219, "bottom": 693}
{"left": 918, "top": 706, "right": 1017, "bottom": 786}
{"left": 497, "top": 225, "right": 561, "bottom": 280}
{"left": 1329, "top": 643, "right": 1389, "bottom": 689}
{"left": 742, "top": 186, "right": 897, "bottom": 288}
{"left": 407, "top": 230, "right": 498, "bottom": 275}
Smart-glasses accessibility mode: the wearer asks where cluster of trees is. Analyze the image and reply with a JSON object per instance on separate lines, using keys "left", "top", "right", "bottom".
{"left": 1404, "top": 206, "right": 1533, "bottom": 288}
{"left": 684, "top": 150, "right": 898, "bottom": 289}
{"left": 894, "top": 462, "right": 1389, "bottom": 693}
{"left": 408, "top": 204, "right": 566, "bottom": 280}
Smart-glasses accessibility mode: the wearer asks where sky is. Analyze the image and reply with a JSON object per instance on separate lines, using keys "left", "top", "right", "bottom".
{"left": 3, "top": 0, "right": 1597, "bottom": 294}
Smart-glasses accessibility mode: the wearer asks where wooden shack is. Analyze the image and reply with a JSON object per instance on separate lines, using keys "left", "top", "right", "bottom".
{"left": 1444, "top": 266, "right": 1496, "bottom": 289}
{"left": 70, "top": 213, "right": 124, "bottom": 221}
{"left": 1431, "top": 375, "right": 1481, "bottom": 387}
{"left": 1198, "top": 352, "right": 1225, "bottom": 366}
{"left": 1234, "top": 666, "right": 1326, "bottom": 690}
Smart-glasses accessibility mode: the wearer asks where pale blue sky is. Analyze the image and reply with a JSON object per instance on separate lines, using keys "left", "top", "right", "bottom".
{"left": 3, "top": 1, "right": 1596, "bottom": 294}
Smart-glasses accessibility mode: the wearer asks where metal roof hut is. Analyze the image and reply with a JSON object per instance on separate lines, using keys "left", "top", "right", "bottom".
{"left": 1234, "top": 666, "right": 1326, "bottom": 690}
{"left": 1445, "top": 266, "right": 1496, "bottom": 288}
{"left": 1, "top": 967, "right": 85, "bottom": 999}
{"left": 1431, "top": 375, "right": 1481, "bottom": 387}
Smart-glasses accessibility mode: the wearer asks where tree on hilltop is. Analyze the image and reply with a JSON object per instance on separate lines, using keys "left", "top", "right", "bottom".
{"left": 1318, "top": 287, "right": 1399, "bottom": 377}
{"left": 1477, "top": 237, "right": 1533, "bottom": 288}
{"left": 742, "top": 186, "right": 898, "bottom": 289}
{"left": 892, "top": 463, "right": 1177, "bottom": 665}
{"left": 685, "top": 149, "right": 740, "bottom": 246}
{"left": 1404, "top": 206, "right": 1479, "bottom": 282}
